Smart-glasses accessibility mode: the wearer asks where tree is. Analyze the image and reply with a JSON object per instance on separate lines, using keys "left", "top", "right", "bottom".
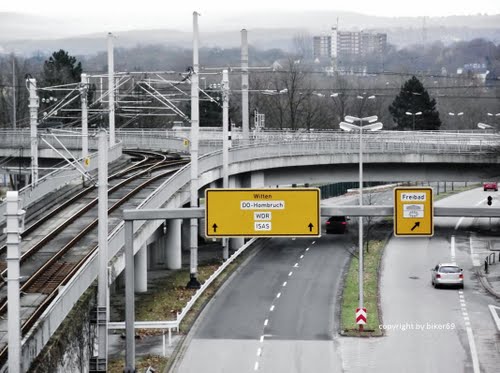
{"left": 40, "top": 50, "right": 83, "bottom": 125}
{"left": 389, "top": 76, "right": 441, "bottom": 130}
{"left": 41, "top": 49, "right": 82, "bottom": 87}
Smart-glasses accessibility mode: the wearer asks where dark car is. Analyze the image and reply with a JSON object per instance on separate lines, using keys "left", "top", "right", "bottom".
{"left": 326, "top": 216, "right": 349, "bottom": 234}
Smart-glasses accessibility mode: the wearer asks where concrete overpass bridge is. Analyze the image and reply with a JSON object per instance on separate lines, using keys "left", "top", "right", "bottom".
{"left": 0, "top": 128, "right": 499, "bottom": 370}
{"left": 1, "top": 129, "right": 499, "bottom": 182}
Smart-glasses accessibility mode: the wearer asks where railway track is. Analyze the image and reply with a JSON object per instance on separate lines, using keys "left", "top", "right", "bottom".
{"left": 0, "top": 150, "right": 188, "bottom": 367}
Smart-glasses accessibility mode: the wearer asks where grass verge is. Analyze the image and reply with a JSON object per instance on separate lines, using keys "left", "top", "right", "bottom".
{"left": 340, "top": 239, "right": 385, "bottom": 337}
{"left": 433, "top": 182, "right": 480, "bottom": 201}
{"left": 107, "top": 240, "right": 264, "bottom": 372}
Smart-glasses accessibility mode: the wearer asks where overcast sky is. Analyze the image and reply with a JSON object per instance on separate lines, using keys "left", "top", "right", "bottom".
{"left": 2, "top": 0, "right": 499, "bottom": 33}
{"left": 3, "top": 0, "right": 498, "bottom": 17}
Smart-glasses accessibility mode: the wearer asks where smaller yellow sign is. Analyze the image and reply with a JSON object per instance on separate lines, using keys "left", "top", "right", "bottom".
{"left": 84, "top": 157, "right": 90, "bottom": 167}
{"left": 183, "top": 139, "right": 190, "bottom": 147}
{"left": 394, "top": 187, "right": 433, "bottom": 237}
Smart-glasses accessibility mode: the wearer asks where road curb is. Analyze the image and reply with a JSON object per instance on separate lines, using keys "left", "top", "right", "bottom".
{"left": 476, "top": 267, "right": 500, "bottom": 300}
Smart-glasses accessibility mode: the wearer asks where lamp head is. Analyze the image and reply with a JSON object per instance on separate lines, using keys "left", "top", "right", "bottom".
{"left": 344, "top": 115, "right": 359, "bottom": 123}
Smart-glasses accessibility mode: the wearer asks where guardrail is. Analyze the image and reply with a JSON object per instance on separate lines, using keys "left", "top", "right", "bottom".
{"left": 107, "top": 237, "right": 260, "bottom": 353}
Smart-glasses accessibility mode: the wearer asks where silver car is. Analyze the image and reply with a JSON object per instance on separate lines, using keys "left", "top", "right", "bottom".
{"left": 431, "top": 263, "right": 464, "bottom": 289}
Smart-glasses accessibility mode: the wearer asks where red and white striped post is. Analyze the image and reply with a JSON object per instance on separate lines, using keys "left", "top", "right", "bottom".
{"left": 356, "top": 308, "right": 367, "bottom": 331}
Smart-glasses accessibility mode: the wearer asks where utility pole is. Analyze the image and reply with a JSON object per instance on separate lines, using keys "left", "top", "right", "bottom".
{"left": 6, "top": 191, "right": 25, "bottom": 373}
{"left": 81, "top": 73, "right": 89, "bottom": 162}
{"left": 107, "top": 33, "right": 115, "bottom": 146}
{"left": 28, "top": 78, "right": 39, "bottom": 186}
{"left": 12, "top": 57, "right": 16, "bottom": 129}
{"left": 222, "top": 69, "right": 230, "bottom": 260}
{"left": 187, "top": 11, "right": 201, "bottom": 289}
{"left": 90, "top": 129, "right": 109, "bottom": 372}
{"left": 241, "top": 29, "right": 249, "bottom": 142}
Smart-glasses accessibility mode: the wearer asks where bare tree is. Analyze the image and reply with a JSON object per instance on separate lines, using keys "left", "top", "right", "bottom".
{"left": 292, "top": 32, "right": 313, "bottom": 60}
{"left": 0, "top": 55, "right": 31, "bottom": 128}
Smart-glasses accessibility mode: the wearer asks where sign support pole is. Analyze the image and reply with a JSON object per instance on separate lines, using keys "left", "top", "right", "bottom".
{"left": 222, "top": 69, "right": 229, "bottom": 260}
{"left": 187, "top": 11, "right": 201, "bottom": 289}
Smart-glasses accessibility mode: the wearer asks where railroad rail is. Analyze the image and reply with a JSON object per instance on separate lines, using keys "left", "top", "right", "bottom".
{"left": 0, "top": 150, "right": 188, "bottom": 367}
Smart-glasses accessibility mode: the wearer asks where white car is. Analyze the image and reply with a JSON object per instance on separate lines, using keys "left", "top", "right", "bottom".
{"left": 431, "top": 263, "right": 464, "bottom": 289}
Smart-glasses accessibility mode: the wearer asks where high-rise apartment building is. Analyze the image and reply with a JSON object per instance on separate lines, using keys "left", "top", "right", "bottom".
{"left": 313, "top": 35, "right": 332, "bottom": 59}
{"left": 313, "top": 28, "right": 387, "bottom": 59}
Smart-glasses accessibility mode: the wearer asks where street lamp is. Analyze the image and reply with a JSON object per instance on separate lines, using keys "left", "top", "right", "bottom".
{"left": 448, "top": 112, "right": 464, "bottom": 130}
{"left": 339, "top": 115, "right": 383, "bottom": 332}
{"left": 478, "top": 122, "right": 494, "bottom": 130}
{"left": 487, "top": 112, "right": 500, "bottom": 126}
{"left": 405, "top": 111, "right": 422, "bottom": 131}
{"left": 357, "top": 95, "right": 375, "bottom": 100}
{"left": 356, "top": 94, "right": 376, "bottom": 120}
{"left": 261, "top": 88, "right": 288, "bottom": 96}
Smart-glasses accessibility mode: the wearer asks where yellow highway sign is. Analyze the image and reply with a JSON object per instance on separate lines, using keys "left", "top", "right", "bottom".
{"left": 205, "top": 188, "right": 320, "bottom": 237}
{"left": 394, "top": 187, "right": 433, "bottom": 237}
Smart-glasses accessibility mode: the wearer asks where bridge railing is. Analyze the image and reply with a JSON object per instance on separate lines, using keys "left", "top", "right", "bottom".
{"left": 0, "top": 141, "right": 123, "bottom": 226}
{"left": 0, "top": 129, "right": 498, "bottom": 156}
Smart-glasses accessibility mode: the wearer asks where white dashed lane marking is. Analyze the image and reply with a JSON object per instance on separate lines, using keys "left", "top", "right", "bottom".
{"left": 253, "top": 239, "right": 313, "bottom": 371}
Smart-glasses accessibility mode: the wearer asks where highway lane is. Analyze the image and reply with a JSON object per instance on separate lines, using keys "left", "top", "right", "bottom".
{"left": 340, "top": 186, "right": 500, "bottom": 372}
{"left": 174, "top": 233, "right": 352, "bottom": 373}
{"left": 173, "top": 185, "right": 500, "bottom": 372}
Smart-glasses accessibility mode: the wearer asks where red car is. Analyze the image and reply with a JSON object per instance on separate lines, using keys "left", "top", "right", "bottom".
{"left": 483, "top": 182, "right": 498, "bottom": 191}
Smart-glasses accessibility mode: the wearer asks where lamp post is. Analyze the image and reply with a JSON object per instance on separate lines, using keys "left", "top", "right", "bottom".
{"left": 339, "top": 115, "right": 383, "bottom": 331}
{"left": 405, "top": 111, "right": 422, "bottom": 131}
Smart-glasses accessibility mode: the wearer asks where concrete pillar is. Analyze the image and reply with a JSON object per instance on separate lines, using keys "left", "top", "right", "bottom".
{"left": 230, "top": 236, "right": 245, "bottom": 250}
{"left": 134, "top": 244, "right": 147, "bottom": 293}
{"left": 251, "top": 171, "right": 265, "bottom": 187}
{"left": 166, "top": 219, "right": 182, "bottom": 269}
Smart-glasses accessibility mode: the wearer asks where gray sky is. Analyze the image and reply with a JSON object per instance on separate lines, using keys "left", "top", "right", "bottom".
{"left": 2, "top": 0, "right": 499, "bottom": 32}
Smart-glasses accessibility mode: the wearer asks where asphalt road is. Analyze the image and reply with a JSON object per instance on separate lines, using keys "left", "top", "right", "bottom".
{"left": 173, "top": 233, "right": 352, "bottom": 373}
{"left": 172, "top": 185, "right": 500, "bottom": 372}
{"left": 340, "top": 186, "right": 500, "bottom": 372}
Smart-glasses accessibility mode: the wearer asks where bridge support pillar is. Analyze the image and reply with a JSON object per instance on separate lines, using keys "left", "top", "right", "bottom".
{"left": 134, "top": 244, "right": 148, "bottom": 293}
{"left": 166, "top": 219, "right": 182, "bottom": 269}
{"left": 251, "top": 171, "right": 265, "bottom": 187}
